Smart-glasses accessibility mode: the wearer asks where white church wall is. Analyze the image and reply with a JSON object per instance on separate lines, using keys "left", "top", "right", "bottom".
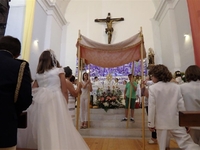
{"left": 29, "top": 1, "right": 48, "bottom": 78}
{"left": 29, "top": 0, "right": 67, "bottom": 78}
{"left": 63, "top": 0, "right": 156, "bottom": 74}
{"left": 174, "top": 0, "right": 195, "bottom": 72}
{"left": 160, "top": 15, "right": 176, "bottom": 71}
{"left": 5, "top": 0, "right": 67, "bottom": 78}
{"left": 55, "top": 0, "right": 70, "bottom": 15}
{"left": 46, "top": 16, "right": 63, "bottom": 58}
{"left": 5, "top": 0, "right": 26, "bottom": 43}
{"left": 153, "top": 0, "right": 180, "bottom": 72}
{"left": 5, "top": 0, "right": 194, "bottom": 79}
{"left": 152, "top": 0, "right": 194, "bottom": 73}
{"left": 151, "top": 19, "right": 162, "bottom": 64}
{"left": 152, "top": 0, "right": 161, "bottom": 9}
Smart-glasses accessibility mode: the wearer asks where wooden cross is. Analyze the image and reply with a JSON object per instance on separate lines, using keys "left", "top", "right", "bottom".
{"left": 94, "top": 13, "right": 124, "bottom": 44}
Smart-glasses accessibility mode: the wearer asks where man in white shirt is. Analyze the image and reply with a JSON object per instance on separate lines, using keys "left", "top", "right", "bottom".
{"left": 93, "top": 76, "right": 103, "bottom": 89}
{"left": 175, "top": 71, "right": 184, "bottom": 84}
{"left": 92, "top": 77, "right": 103, "bottom": 104}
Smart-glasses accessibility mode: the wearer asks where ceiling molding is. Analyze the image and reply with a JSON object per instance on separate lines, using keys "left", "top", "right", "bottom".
{"left": 153, "top": 0, "right": 179, "bottom": 23}
{"left": 37, "top": 0, "right": 67, "bottom": 26}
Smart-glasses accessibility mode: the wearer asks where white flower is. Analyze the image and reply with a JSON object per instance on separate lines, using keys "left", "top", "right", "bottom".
{"left": 103, "top": 102, "right": 109, "bottom": 107}
{"left": 111, "top": 102, "right": 116, "bottom": 106}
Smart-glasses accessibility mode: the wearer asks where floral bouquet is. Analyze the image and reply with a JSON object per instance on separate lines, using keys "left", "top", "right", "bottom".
{"left": 95, "top": 87, "right": 124, "bottom": 112}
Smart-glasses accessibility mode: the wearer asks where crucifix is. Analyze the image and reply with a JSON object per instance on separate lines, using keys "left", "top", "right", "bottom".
{"left": 94, "top": 13, "right": 124, "bottom": 44}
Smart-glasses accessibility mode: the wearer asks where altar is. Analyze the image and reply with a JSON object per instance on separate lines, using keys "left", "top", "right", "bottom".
{"left": 91, "top": 82, "right": 126, "bottom": 111}
{"left": 78, "top": 58, "right": 147, "bottom": 110}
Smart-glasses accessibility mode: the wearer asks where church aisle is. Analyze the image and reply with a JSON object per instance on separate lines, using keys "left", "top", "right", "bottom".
{"left": 16, "top": 137, "right": 179, "bottom": 150}
{"left": 84, "top": 137, "right": 179, "bottom": 150}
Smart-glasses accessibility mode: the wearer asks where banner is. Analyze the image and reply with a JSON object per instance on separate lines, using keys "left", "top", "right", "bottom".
{"left": 187, "top": 0, "right": 200, "bottom": 66}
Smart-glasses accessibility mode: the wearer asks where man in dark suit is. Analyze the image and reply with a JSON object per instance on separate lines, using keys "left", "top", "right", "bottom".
{"left": 0, "top": 36, "right": 32, "bottom": 150}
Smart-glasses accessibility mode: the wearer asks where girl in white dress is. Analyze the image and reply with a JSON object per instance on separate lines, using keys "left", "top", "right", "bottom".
{"left": 80, "top": 72, "right": 92, "bottom": 129}
{"left": 24, "top": 50, "right": 90, "bottom": 150}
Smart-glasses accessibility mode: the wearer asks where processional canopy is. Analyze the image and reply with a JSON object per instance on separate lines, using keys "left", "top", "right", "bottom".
{"left": 77, "top": 32, "right": 146, "bottom": 68}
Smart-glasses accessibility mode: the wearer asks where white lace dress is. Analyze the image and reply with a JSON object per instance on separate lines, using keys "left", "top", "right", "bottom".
{"left": 17, "top": 67, "right": 89, "bottom": 150}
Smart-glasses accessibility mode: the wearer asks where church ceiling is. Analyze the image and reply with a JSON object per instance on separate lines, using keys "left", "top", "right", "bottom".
{"left": 55, "top": 0, "right": 158, "bottom": 16}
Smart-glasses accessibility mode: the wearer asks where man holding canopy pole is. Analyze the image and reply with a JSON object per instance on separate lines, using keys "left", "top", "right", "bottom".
{"left": 121, "top": 74, "right": 137, "bottom": 122}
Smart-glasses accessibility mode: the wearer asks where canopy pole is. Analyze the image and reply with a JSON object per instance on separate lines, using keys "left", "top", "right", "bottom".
{"left": 126, "top": 61, "right": 135, "bottom": 128}
{"left": 87, "top": 65, "right": 91, "bottom": 128}
{"left": 140, "top": 27, "right": 146, "bottom": 150}
{"left": 76, "top": 30, "right": 81, "bottom": 130}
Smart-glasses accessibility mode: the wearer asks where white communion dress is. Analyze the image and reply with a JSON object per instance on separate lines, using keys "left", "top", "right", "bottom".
{"left": 18, "top": 67, "right": 89, "bottom": 150}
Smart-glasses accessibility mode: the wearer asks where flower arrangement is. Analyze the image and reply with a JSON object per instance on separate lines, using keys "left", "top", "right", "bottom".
{"left": 95, "top": 87, "right": 124, "bottom": 112}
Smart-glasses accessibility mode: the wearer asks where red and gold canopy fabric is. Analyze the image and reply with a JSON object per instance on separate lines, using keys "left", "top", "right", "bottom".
{"left": 77, "top": 32, "right": 146, "bottom": 68}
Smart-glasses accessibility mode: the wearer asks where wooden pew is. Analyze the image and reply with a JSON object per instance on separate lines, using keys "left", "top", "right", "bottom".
{"left": 179, "top": 111, "right": 200, "bottom": 126}
{"left": 168, "top": 111, "right": 200, "bottom": 150}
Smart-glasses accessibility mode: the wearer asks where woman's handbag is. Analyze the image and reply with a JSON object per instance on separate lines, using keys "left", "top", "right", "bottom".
{"left": 14, "top": 62, "right": 27, "bottom": 128}
{"left": 135, "top": 98, "right": 142, "bottom": 109}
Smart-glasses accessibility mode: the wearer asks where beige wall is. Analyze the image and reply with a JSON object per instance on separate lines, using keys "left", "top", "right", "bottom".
{"left": 61, "top": 0, "right": 156, "bottom": 73}
{"left": 152, "top": 0, "right": 194, "bottom": 73}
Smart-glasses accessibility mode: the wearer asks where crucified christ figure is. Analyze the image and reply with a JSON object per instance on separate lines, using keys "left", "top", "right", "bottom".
{"left": 95, "top": 13, "right": 124, "bottom": 44}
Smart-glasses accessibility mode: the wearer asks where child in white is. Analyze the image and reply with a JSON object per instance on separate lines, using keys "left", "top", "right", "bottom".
{"left": 148, "top": 64, "right": 199, "bottom": 150}
{"left": 19, "top": 50, "right": 89, "bottom": 150}
{"left": 180, "top": 65, "right": 200, "bottom": 146}
{"left": 80, "top": 72, "right": 92, "bottom": 128}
